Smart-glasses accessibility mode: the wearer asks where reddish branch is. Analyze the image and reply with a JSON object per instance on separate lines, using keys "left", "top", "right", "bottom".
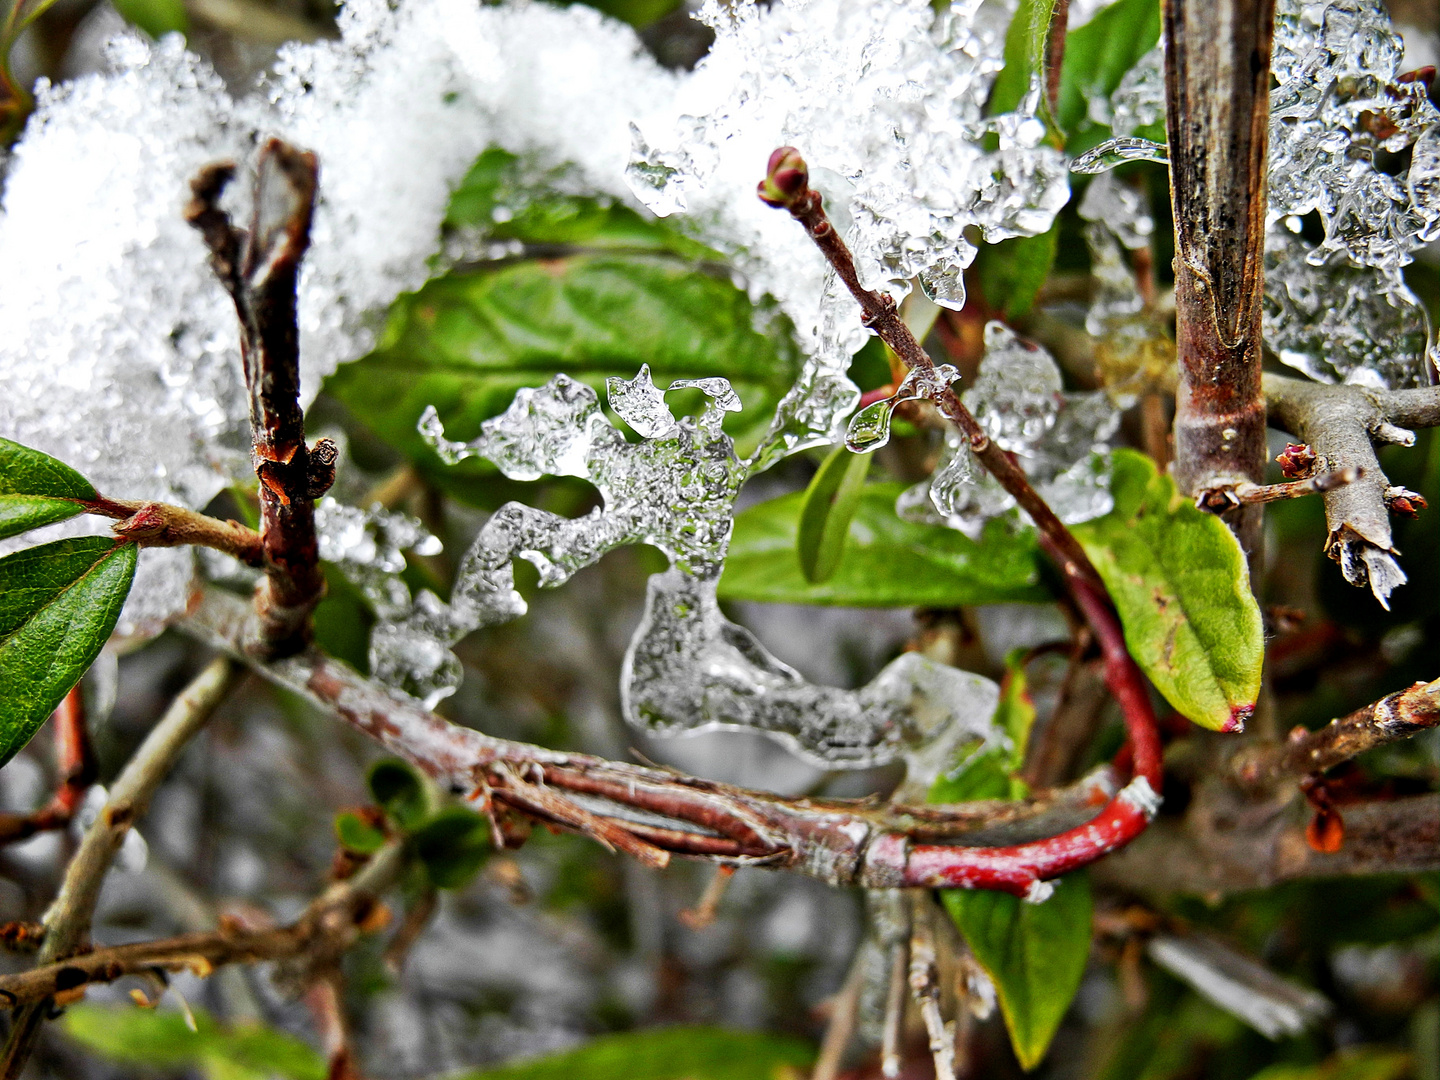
{"left": 0, "top": 687, "right": 94, "bottom": 845}
{"left": 186, "top": 139, "right": 334, "bottom": 657}
{"left": 1162, "top": 0, "right": 1275, "bottom": 564}
{"left": 75, "top": 495, "right": 263, "bottom": 567}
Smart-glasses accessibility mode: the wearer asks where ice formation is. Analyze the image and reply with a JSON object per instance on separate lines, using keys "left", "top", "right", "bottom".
{"left": 406, "top": 368, "right": 1000, "bottom": 769}
{"left": 893, "top": 324, "right": 1120, "bottom": 539}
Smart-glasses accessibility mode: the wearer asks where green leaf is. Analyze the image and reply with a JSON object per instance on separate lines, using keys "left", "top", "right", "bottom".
{"left": 412, "top": 805, "right": 491, "bottom": 889}
{"left": 571, "top": 0, "right": 683, "bottom": 28}
{"left": 0, "top": 437, "right": 97, "bottom": 541}
{"left": 335, "top": 811, "right": 386, "bottom": 855}
{"left": 111, "top": 0, "right": 188, "bottom": 38}
{"left": 1247, "top": 1048, "right": 1414, "bottom": 1080}
{"left": 797, "top": 446, "right": 872, "bottom": 584}
{"left": 988, "top": 0, "right": 1063, "bottom": 143}
{"left": 368, "top": 759, "right": 431, "bottom": 831}
{"left": 929, "top": 650, "right": 1036, "bottom": 804}
{"left": 975, "top": 226, "right": 1059, "bottom": 320}
{"left": 1071, "top": 449, "right": 1263, "bottom": 731}
{"left": 1055, "top": 0, "right": 1162, "bottom": 138}
{"left": 0, "top": 537, "right": 137, "bottom": 768}
{"left": 311, "top": 564, "right": 375, "bottom": 675}
{"left": 720, "top": 484, "right": 1050, "bottom": 607}
{"left": 940, "top": 872, "right": 1093, "bottom": 1071}
{"left": 62, "top": 1004, "right": 325, "bottom": 1080}
{"left": 325, "top": 255, "right": 801, "bottom": 503}
{"left": 449, "top": 1026, "right": 815, "bottom": 1080}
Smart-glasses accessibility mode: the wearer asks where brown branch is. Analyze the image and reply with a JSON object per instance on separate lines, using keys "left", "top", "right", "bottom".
{"left": 0, "top": 687, "right": 94, "bottom": 846}
{"left": 1044, "top": 0, "right": 1070, "bottom": 120}
{"left": 0, "top": 842, "right": 404, "bottom": 1009}
{"left": 77, "top": 496, "right": 264, "bottom": 567}
{"left": 1264, "top": 375, "right": 1440, "bottom": 606}
{"left": 1231, "top": 678, "right": 1440, "bottom": 792}
{"left": 185, "top": 140, "right": 333, "bottom": 658}
{"left": 1162, "top": 0, "right": 1275, "bottom": 566}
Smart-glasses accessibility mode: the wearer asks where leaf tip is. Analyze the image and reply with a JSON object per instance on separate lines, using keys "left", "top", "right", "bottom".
{"left": 1223, "top": 704, "right": 1253, "bottom": 733}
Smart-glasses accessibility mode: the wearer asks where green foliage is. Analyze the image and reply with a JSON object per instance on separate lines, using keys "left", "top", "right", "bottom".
{"left": 311, "top": 564, "right": 375, "bottom": 675}
{"left": 449, "top": 1026, "right": 814, "bottom": 1080}
{"left": 988, "top": 0, "right": 1063, "bottom": 143}
{"left": 0, "top": 537, "right": 136, "bottom": 768}
{"left": 0, "top": 436, "right": 96, "bottom": 540}
{"left": 61, "top": 1004, "right": 325, "bottom": 1080}
{"left": 1071, "top": 449, "right": 1264, "bottom": 731}
{"left": 940, "top": 873, "right": 1093, "bottom": 1070}
{"left": 328, "top": 147, "right": 798, "bottom": 499}
{"left": 796, "top": 445, "right": 872, "bottom": 584}
{"left": 720, "top": 484, "right": 1050, "bottom": 607}
{"left": 975, "top": 225, "right": 1059, "bottom": 319}
{"left": 368, "top": 759, "right": 432, "bottom": 831}
{"left": 929, "top": 650, "right": 1035, "bottom": 804}
{"left": 1054, "top": 0, "right": 1162, "bottom": 139}
{"left": 411, "top": 805, "right": 491, "bottom": 889}
{"left": 110, "top": 0, "right": 188, "bottom": 38}
{"left": 335, "top": 810, "right": 387, "bottom": 855}
{"left": 1248, "top": 1048, "right": 1414, "bottom": 1080}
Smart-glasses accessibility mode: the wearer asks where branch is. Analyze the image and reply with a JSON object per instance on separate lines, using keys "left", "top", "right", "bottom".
{"left": 0, "top": 687, "right": 94, "bottom": 846}
{"left": 0, "top": 841, "right": 404, "bottom": 1009}
{"left": 76, "top": 496, "right": 264, "bottom": 567}
{"left": 0, "top": 658, "right": 241, "bottom": 1075}
{"left": 1162, "top": 0, "right": 1275, "bottom": 564}
{"left": 1264, "top": 375, "right": 1440, "bottom": 607}
{"left": 185, "top": 140, "right": 334, "bottom": 657}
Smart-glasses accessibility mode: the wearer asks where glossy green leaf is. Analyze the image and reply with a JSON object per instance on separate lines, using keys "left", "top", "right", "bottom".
{"left": 975, "top": 226, "right": 1059, "bottom": 319}
{"left": 573, "top": 0, "right": 684, "bottom": 28}
{"left": 368, "top": 759, "right": 431, "bottom": 831}
{"left": 325, "top": 255, "right": 800, "bottom": 502}
{"left": 940, "top": 872, "right": 1093, "bottom": 1071}
{"left": 0, "top": 537, "right": 137, "bottom": 768}
{"left": 1071, "top": 449, "right": 1263, "bottom": 731}
{"left": 111, "top": 0, "right": 188, "bottom": 38}
{"left": 412, "top": 805, "right": 491, "bottom": 889}
{"left": 450, "top": 1026, "right": 814, "bottom": 1080}
{"left": 720, "top": 484, "right": 1050, "bottom": 607}
{"left": 796, "top": 446, "right": 872, "bottom": 584}
{"left": 335, "top": 811, "right": 386, "bottom": 855}
{"left": 1055, "top": 0, "right": 1162, "bottom": 138}
{"left": 988, "top": 0, "right": 1063, "bottom": 143}
{"left": 0, "top": 436, "right": 97, "bottom": 540}
{"left": 62, "top": 1004, "right": 325, "bottom": 1080}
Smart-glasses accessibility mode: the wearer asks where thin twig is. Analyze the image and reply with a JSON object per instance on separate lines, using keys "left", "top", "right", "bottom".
{"left": 907, "top": 893, "right": 957, "bottom": 1080}
{"left": 0, "top": 658, "right": 242, "bottom": 1075}
{"left": 1194, "top": 468, "right": 1359, "bottom": 512}
{"left": 811, "top": 948, "right": 866, "bottom": 1080}
{"left": 185, "top": 140, "right": 334, "bottom": 657}
{"left": 0, "top": 687, "right": 94, "bottom": 846}
{"left": 77, "top": 496, "right": 264, "bottom": 567}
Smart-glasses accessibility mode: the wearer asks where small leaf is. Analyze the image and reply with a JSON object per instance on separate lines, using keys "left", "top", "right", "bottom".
{"left": 1071, "top": 449, "right": 1263, "bottom": 731}
{"left": 411, "top": 806, "right": 491, "bottom": 889}
{"left": 111, "top": 0, "right": 188, "bottom": 38}
{"left": 334, "top": 811, "right": 386, "bottom": 855}
{"left": 721, "top": 484, "right": 1051, "bottom": 607}
{"left": 929, "top": 651, "right": 1036, "bottom": 804}
{"left": 988, "top": 0, "right": 1063, "bottom": 143}
{"left": 797, "top": 446, "right": 872, "bottom": 584}
{"left": 0, "top": 437, "right": 97, "bottom": 541}
{"left": 448, "top": 1026, "right": 815, "bottom": 1080}
{"left": 1055, "top": 0, "right": 1162, "bottom": 139}
{"left": 367, "top": 759, "right": 431, "bottom": 831}
{"left": 940, "top": 872, "right": 1093, "bottom": 1071}
{"left": 975, "top": 226, "right": 1059, "bottom": 320}
{"left": 62, "top": 1004, "right": 326, "bottom": 1080}
{"left": 0, "top": 538, "right": 137, "bottom": 768}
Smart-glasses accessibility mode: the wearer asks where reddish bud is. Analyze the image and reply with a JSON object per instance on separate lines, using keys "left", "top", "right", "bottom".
{"left": 757, "top": 147, "right": 809, "bottom": 208}
{"left": 1306, "top": 807, "right": 1345, "bottom": 853}
{"left": 1385, "top": 487, "right": 1427, "bottom": 518}
{"left": 1397, "top": 66, "right": 1436, "bottom": 87}
{"left": 1276, "top": 442, "right": 1317, "bottom": 479}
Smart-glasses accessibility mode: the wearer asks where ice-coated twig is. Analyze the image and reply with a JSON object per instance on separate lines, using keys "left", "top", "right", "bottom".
{"left": 907, "top": 893, "right": 957, "bottom": 1080}
{"left": 0, "top": 658, "right": 241, "bottom": 1076}
{"left": 185, "top": 140, "right": 336, "bottom": 657}
{"left": 1162, "top": 0, "right": 1275, "bottom": 565}
{"left": 0, "top": 686, "right": 94, "bottom": 846}
{"left": 0, "top": 839, "right": 405, "bottom": 1009}
{"left": 1264, "top": 374, "right": 1440, "bottom": 607}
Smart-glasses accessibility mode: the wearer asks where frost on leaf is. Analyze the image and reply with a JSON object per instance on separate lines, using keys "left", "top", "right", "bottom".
{"left": 411, "top": 370, "right": 999, "bottom": 770}
{"left": 897, "top": 325, "right": 1120, "bottom": 539}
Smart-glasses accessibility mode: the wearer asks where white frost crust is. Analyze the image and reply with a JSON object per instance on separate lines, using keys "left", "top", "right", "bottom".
{"left": 1023, "top": 879, "right": 1055, "bottom": 905}
{"left": 1117, "top": 774, "right": 1163, "bottom": 820}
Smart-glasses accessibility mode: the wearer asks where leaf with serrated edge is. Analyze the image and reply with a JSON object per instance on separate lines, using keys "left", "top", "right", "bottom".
{"left": 721, "top": 484, "right": 1050, "bottom": 607}
{"left": 797, "top": 446, "right": 872, "bottom": 584}
{"left": 0, "top": 437, "right": 97, "bottom": 541}
{"left": 1071, "top": 449, "right": 1262, "bottom": 731}
{"left": 0, "top": 538, "right": 137, "bottom": 768}
{"left": 941, "top": 873, "right": 1093, "bottom": 1071}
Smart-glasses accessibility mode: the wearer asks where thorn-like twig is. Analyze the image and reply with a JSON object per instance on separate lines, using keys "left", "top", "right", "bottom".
{"left": 1194, "top": 467, "right": 1359, "bottom": 513}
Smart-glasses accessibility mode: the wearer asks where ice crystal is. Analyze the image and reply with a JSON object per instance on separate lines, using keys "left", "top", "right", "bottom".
{"left": 898, "top": 324, "right": 1119, "bottom": 539}
{"left": 413, "top": 370, "right": 1001, "bottom": 768}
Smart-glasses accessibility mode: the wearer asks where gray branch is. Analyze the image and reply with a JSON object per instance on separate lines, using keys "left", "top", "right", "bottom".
{"left": 1263, "top": 375, "right": 1440, "bottom": 607}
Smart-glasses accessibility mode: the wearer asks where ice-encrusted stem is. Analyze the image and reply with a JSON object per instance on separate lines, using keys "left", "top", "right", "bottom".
{"left": 1263, "top": 374, "right": 1440, "bottom": 607}
{"left": 1162, "top": 0, "right": 1275, "bottom": 568}
{"left": 185, "top": 139, "right": 335, "bottom": 658}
